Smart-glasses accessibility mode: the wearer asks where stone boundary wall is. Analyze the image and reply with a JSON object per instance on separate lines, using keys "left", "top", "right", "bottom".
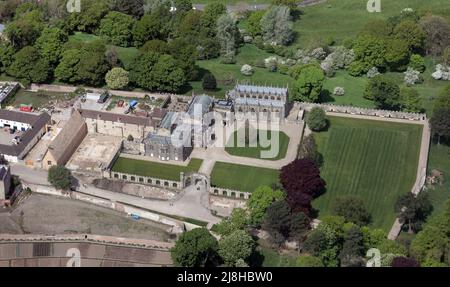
{"left": 109, "top": 171, "right": 182, "bottom": 190}
{"left": 297, "top": 102, "right": 427, "bottom": 121}
{"left": 0, "top": 234, "right": 174, "bottom": 251}
{"left": 209, "top": 186, "right": 251, "bottom": 200}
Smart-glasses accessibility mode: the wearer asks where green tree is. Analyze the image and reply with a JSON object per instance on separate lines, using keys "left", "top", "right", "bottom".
{"left": 393, "top": 20, "right": 426, "bottom": 52}
{"left": 200, "top": 2, "right": 226, "bottom": 38}
{"left": 291, "top": 64, "right": 325, "bottom": 102}
{"left": 385, "top": 39, "right": 411, "bottom": 71}
{"left": 296, "top": 255, "right": 324, "bottom": 267}
{"left": 7, "top": 46, "right": 51, "bottom": 84}
{"left": 132, "top": 12, "right": 164, "bottom": 47}
{"left": 216, "top": 14, "right": 240, "bottom": 64}
{"left": 105, "top": 67, "right": 130, "bottom": 90}
{"left": 349, "top": 35, "right": 386, "bottom": 76}
{"left": 247, "top": 186, "right": 285, "bottom": 225}
{"left": 298, "top": 134, "right": 323, "bottom": 167}
{"left": 289, "top": 211, "right": 310, "bottom": 243}
{"left": 35, "top": 27, "right": 68, "bottom": 66}
{"left": 305, "top": 107, "right": 327, "bottom": 132}
{"left": 48, "top": 165, "right": 72, "bottom": 190}
{"left": 262, "top": 200, "right": 292, "bottom": 246}
{"left": 66, "top": 0, "right": 110, "bottom": 33}
{"left": 171, "top": 228, "right": 219, "bottom": 267}
{"left": 218, "top": 230, "right": 255, "bottom": 267}
{"left": 130, "top": 51, "right": 186, "bottom": 93}
{"left": 114, "top": 0, "right": 144, "bottom": 18}
{"left": 5, "top": 8, "right": 45, "bottom": 48}
{"left": 174, "top": 0, "right": 192, "bottom": 14}
{"left": 246, "top": 10, "right": 265, "bottom": 37}
{"left": 202, "top": 72, "right": 217, "bottom": 90}
{"left": 0, "top": 43, "right": 14, "bottom": 73}
{"left": 400, "top": 87, "right": 422, "bottom": 113}
{"left": 442, "top": 46, "right": 450, "bottom": 66}
{"left": 409, "top": 54, "right": 425, "bottom": 72}
{"left": 214, "top": 208, "right": 249, "bottom": 237}
{"left": 410, "top": 200, "right": 449, "bottom": 266}
{"left": 140, "top": 39, "right": 169, "bottom": 54}
{"left": 395, "top": 192, "right": 433, "bottom": 234}
{"left": 364, "top": 75, "right": 401, "bottom": 110}
{"left": 339, "top": 226, "right": 365, "bottom": 267}
{"left": 98, "top": 11, "right": 136, "bottom": 47}
{"left": 260, "top": 5, "right": 294, "bottom": 46}
{"left": 332, "top": 196, "right": 372, "bottom": 226}
{"left": 430, "top": 107, "right": 450, "bottom": 145}
{"left": 168, "top": 38, "right": 199, "bottom": 81}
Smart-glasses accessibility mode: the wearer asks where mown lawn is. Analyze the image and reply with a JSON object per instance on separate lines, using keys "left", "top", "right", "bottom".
{"left": 111, "top": 157, "right": 203, "bottom": 181}
{"left": 225, "top": 130, "right": 290, "bottom": 160}
{"left": 312, "top": 116, "right": 423, "bottom": 231}
{"left": 210, "top": 162, "right": 280, "bottom": 192}
{"left": 255, "top": 247, "right": 298, "bottom": 267}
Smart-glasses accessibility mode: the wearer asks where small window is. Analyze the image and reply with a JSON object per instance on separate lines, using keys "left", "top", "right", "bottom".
{"left": 47, "top": 161, "right": 52, "bottom": 165}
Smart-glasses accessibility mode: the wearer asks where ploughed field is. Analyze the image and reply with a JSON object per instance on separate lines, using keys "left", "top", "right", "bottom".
{"left": 313, "top": 116, "right": 423, "bottom": 231}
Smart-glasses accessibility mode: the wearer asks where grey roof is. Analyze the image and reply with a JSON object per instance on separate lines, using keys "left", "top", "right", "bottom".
{"left": 159, "top": 112, "right": 177, "bottom": 130}
{"left": 47, "top": 110, "right": 86, "bottom": 163}
{"left": 235, "top": 84, "right": 288, "bottom": 96}
{"left": 0, "top": 111, "right": 51, "bottom": 158}
{"left": 0, "top": 83, "right": 19, "bottom": 104}
{"left": 79, "top": 109, "right": 153, "bottom": 126}
{"left": 0, "top": 166, "right": 8, "bottom": 181}
{"left": 187, "top": 95, "right": 213, "bottom": 116}
{"left": 146, "top": 133, "right": 172, "bottom": 145}
{"left": 234, "top": 97, "right": 285, "bottom": 108}
{"left": 0, "top": 24, "right": 4, "bottom": 33}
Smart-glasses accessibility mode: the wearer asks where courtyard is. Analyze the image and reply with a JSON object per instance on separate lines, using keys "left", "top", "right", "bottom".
{"left": 66, "top": 134, "right": 122, "bottom": 175}
{"left": 312, "top": 116, "right": 424, "bottom": 231}
{"left": 225, "top": 129, "right": 290, "bottom": 161}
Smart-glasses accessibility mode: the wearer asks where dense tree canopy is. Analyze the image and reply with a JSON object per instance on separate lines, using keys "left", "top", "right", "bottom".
{"left": 395, "top": 192, "right": 432, "bottom": 233}
{"left": 171, "top": 228, "right": 219, "bottom": 267}
{"left": 280, "top": 159, "right": 326, "bottom": 214}
{"left": 247, "top": 186, "right": 285, "bottom": 225}
{"left": 291, "top": 64, "right": 325, "bottom": 102}
{"left": 364, "top": 75, "right": 401, "bottom": 110}
{"left": 7, "top": 46, "right": 51, "bottom": 84}
{"left": 218, "top": 230, "right": 255, "bottom": 267}
{"left": 105, "top": 67, "right": 129, "bottom": 90}
{"left": 260, "top": 5, "right": 294, "bottom": 46}
{"left": 98, "top": 11, "right": 136, "bottom": 47}
{"left": 35, "top": 27, "right": 68, "bottom": 66}
{"left": 332, "top": 196, "right": 372, "bottom": 226}
{"left": 48, "top": 165, "right": 72, "bottom": 190}
{"left": 305, "top": 107, "right": 327, "bottom": 131}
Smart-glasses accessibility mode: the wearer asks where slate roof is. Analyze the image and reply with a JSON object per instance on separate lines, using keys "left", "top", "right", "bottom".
{"left": 0, "top": 111, "right": 51, "bottom": 158}
{"left": 235, "top": 84, "right": 288, "bottom": 96}
{"left": 187, "top": 95, "right": 213, "bottom": 116}
{"left": 234, "top": 97, "right": 285, "bottom": 107}
{"left": 79, "top": 109, "right": 153, "bottom": 126}
{"left": 46, "top": 110, "right": 86, "bottom": 163}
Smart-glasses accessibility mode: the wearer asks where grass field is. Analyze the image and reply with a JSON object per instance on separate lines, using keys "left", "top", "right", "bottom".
{"left": 210, "top": 162, "right": 280, "bottom": 192}
{"left": 111, "top": 157, "right": 203, "bottom": 181}
{"left": 225, "top": 130, "right": 290, "bottom": 160}
{"left": 190, "top": 44, "right": 294, "bottom": 98}
{"left": 293, "top": 0, "right": 450, "bottom": 48}
{"left": 312, "top": 116, "right": 423, "bottom": 231}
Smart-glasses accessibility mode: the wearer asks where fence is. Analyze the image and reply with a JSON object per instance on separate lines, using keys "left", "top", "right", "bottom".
{"left": 297, "top": 102, "right": 427, "bottom": 121}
